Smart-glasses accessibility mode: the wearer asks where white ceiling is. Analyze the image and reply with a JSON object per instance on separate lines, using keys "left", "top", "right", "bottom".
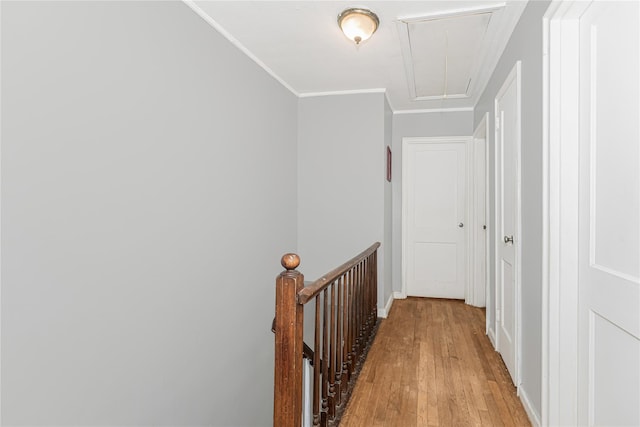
{"left": 185, "top": 1, "right": 528, "bottom": 112}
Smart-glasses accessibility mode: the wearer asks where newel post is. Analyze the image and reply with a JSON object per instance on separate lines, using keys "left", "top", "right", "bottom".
{"left": 274, "top": 253, "right": 304, "bottom": 427}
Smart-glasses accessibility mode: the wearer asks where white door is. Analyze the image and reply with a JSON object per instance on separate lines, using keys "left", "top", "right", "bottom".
{"left": 403, "top": 137, "right": 468, "bottom": 299}
{"left": 495, "top": 62, "right": 520, "bottom": 385}
{"left": 577, "top": 3, "right": 639, "bottom": 425}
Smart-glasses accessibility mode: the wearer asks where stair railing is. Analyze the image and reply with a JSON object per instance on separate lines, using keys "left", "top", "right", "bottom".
{"left": 273, "top": 242, "right": 380, "bottom": 427}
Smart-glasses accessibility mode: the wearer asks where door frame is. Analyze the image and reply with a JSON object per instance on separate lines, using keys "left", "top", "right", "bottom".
{"left": 470, "top": 114, "right": 490, "bottom": 312}
{"left": 494, "top": 61, "right": 522, "bottom": 387}
{"left": 401, "top": 136, "right": 472, "bottom": 299}
{"left": 542, "top": 2, "right": 594, "bottom": 425}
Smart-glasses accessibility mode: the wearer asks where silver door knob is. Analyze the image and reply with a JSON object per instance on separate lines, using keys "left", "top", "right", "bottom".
{"left": 504, "top": 235, "right": 514, "bottom": 244}
{"left": 458, "top": 222, "right": 464, "bottom": 228}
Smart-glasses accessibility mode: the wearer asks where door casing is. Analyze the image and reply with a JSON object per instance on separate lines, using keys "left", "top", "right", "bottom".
{"left": 469, "top": 114, "right": 490, "bottom": 310}
{"left": 542, "top": 2, "right": 640, "bottom": 425}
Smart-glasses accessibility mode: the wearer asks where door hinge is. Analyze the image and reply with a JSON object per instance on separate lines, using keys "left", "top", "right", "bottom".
{"left": 483, "top": 225, "right": 487, "bottom": 230}
{"left": 495, "top": 116, "right": 500, "bottom": 129}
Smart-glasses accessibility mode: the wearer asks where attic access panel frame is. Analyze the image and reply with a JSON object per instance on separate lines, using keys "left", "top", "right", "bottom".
{"left": 397, "top": 4, "right": 505, "bottom": 102}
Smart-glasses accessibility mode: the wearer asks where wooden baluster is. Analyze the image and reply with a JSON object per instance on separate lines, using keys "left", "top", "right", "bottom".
{"left": 321, "top": 288, "right": 329, "bottom": 427}
{"left": 360, "top": 260, "right": 365, "bottom": 348}
{"left": 351, "top": 265, "right": 358, "bottom": 373}
{"left": 362, "top": 260, "right": 367, "bottom": 351}
{"left": 364, "top": 258, "right": 373, "bottom": 338}
{"left": 313, "top": 295, "right": 321, "bottom": 427}
{"left": 363, "top": 258, "right": 370, "bottom": 347}
{"left": 364, "top": 259, "right": 370, "bottom": 355}
{"left": 367, "top": 259, "right": 372, "bottom": 328}
{"left": 361, "top": 260, "right": 367, "bottom": 359}
{"left": 373, "top": 251, "right": 378, "bottom": 320}
{"left": 274, "top": 254, "right": 304, "bottom": 427}
{"left": 341, "top": 271, "right": 350, "bottom": 390}
{"left": 349, "top": 266, "right": 358, "bottom": 387}
{"left": 328, "top": 282, "right": 337, "bottom": 421}
{"left": 335, "top": 275, "right": 343, "bottom": 407}
{"left": 361, "top": 260, "right": 367, "bottom": 346}
{"left": 351, "top": 265, "right": 360, "bottom": 360}
{"left": 368, "top": 258, "right": 376, "bottom": 326}
{"left": 347, "top": 268, "right": 355, "bottom": 382}
{"left": 352, "top": 266, "right": 359, "bottom": 375}
{"left": 357, "top": 262, "right": 363, "bottom": 358}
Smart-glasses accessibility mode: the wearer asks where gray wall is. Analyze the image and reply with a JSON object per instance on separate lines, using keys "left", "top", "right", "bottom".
{"left": 391, "top": 111, "right": 474, "bottom": 294}
{"left": 297, "top": 93, "right": 388, "bottom": 309}
{"left": 1, "top": 2, "right": 297, "bottom": 425}
{"left": 473, "top": 0, "right": 551, "bottom": 419}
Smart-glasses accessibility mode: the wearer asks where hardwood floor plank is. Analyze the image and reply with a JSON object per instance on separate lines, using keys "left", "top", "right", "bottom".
{"left": 488, "top": 379, "right": 516, "bottom": 426}
{"left": 340, "top": 298, "right": 531, "bottom": 427}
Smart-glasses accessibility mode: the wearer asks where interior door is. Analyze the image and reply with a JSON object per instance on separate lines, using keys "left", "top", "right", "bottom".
{"left": 495, "top": 62, "right": 520, "bottom": 385}
{"left": 577, "top": 3, "right": 639, "bottom": 425}
{"left": 405, "top": 138, "right": 467, "bottom": 299}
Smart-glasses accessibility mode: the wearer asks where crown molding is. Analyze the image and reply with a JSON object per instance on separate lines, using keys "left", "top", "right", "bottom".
{"left": 299, "top": 88, "right": 387, "bottom": 98}
{"left": 182, "top": 0, "right": 299, "bottom": 97}
{"left": 394, "top": 106, "right": 474, "bottom": 114}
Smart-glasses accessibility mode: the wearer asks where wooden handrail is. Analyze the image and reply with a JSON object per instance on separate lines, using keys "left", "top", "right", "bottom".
{"left": 274, "top": 243, "right": 381, "bottom": 427}
{"left": 297, "top": 242, "right": 380, "bottom": 304}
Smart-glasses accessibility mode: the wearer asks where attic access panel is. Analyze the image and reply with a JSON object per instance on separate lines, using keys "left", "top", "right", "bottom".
{"left": 399, "top": 6, "right": 501, "bottom": 100}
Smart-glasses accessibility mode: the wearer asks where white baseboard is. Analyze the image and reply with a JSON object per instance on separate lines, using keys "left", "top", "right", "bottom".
{"left": 378, "top": 294, "right": 395, "bottom": 318}
{"left": 487, "top": 327, "right": 497, "bottom": 349}
{"left": 518, "top": 386, "right": 541, "bottom": 427}
{"left": 393, "top": 291, "right": 407, "bottom": 299}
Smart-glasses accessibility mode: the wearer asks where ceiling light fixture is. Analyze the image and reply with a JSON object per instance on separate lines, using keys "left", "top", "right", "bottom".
{"left": 338, "top": 8, "right": 379, "bottom": 45}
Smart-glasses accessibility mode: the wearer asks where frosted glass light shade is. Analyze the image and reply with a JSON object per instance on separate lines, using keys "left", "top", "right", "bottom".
{"left": 338, "top": 8, "right": 379, "bottom": 45}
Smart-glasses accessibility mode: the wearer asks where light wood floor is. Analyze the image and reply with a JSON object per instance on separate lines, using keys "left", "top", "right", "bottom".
{"left": 340, "top": 298, "right": 531, "bottom": 427}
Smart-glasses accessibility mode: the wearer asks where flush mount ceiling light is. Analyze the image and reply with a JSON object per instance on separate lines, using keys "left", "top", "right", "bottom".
{"left": 338, "top": 8, "right": 379, "bottom": 45}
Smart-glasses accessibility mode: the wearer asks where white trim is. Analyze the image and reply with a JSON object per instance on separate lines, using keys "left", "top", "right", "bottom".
{"left": 395, "top": 18, "right": 418, "bottom": 101}
{"left": 301, "top": 89, "right": 397, "bottom": 111}
{"left": 298, "top": 88, "right": 386, "bottom": 98}
{"left": 469, "top": 114, "right": 489, "bottom": 309}
{"left": 483, "top": 112, "right": 491, "bottom": 320}
{"left": 480, "top": 113, "right": 491, "bottom": 331}
{"left": 393, "top": 107, "right": 474, "bottom": 115}
{"left": 182, "top": 0, "right": 299, "bottom": 97}
{"left": 398, "top": 3, "right": 506, "bottom": 24}
{"left": 542, "top": 2, "right": 593, "bottom": 426}
{"left": 0, "top": 1, "right": 3, "bottom": 420}
{"left": 401, "top": 136, "right": 472, "bottom": 300}
{"left": 412, "top": 94, "right": 470, "bottom": 101}
{"left": 541, "top": 5, "right": 555, "bottom": 425}
{"left": 519, "top": 386, "right": 542, "bottom": 427}
{"left": 465, "top": 137, "right": 474, "bottom": 306}
{"left": 393, "top": 291, "right": 407, "bottom": 300}
{"left": 377, "top": 294, "right": 395, "bottom": 319}
{"left": 494, "top": 61, "right": 522, "bottom": 388}
{"left": 494, "top": 100, "right": 500, "bottom": 350}
{"left": 487, "top": 327, "right": 497, "bottom": 349}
